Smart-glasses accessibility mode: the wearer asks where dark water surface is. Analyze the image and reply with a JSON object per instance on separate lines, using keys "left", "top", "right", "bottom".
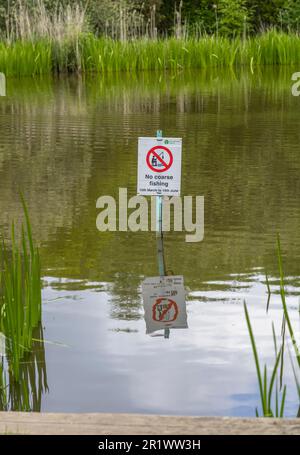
{"left": 0, "top": 69, "right": 299, "bottom": 415}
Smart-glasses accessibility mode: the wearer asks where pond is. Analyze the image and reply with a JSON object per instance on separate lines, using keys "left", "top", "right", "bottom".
{"left": 0, "top": 68, "right": 299, "bottom": 416}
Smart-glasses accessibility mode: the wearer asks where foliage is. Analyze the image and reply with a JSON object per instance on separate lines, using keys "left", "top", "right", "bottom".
{"left": 246, "top": 0, "right": 285, "bottom": 31}
{"left": 2, "top": 29, "right": 300, "bottom": 77}
{"left": 244, "top": 302, "right": 286, "bottom": 417}
{"left": 0, "top": 196, "right": 42, "bottom": 381}
{"left": 280, "top": 0, "right": 300, "bottom": 31}
{"left": 218, "top": 0, "right": 251, "bottom": 37}
{"left": 0, "top": 0, "right": 297, "bottom": 38}
{"left": 245, "top": 236, "right": 300, "bottom": 417}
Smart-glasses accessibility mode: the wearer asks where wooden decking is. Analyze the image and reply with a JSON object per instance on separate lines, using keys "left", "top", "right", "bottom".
{"left": 0, "top": 412, "right": 299, "bottom": 435}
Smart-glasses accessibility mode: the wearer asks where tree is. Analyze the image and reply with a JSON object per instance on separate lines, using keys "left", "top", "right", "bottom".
{"left": 246, "top": 0, "right": 285, "bottom": 31}
{"left": 218, "top": 0, "right": 251, "bottom": 37}
{"left": 158, "top": 0, "right": 176, "bottom": 34}
{"left": 280, "top": 0, "right": 300, "bottom": 31}
{"left": 183, "top": 1, "right": 217, "bottom": 35}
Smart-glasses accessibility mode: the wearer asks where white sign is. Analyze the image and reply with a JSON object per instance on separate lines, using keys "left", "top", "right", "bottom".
{"left": 0, "top": 73, "right": 5, "bottom": 97}
{"left": 0, "top": 332, "right": 5, "bottom": 357}
{"left": 137, "top": 137, "right": 182, "bottom": 196}
{"left": 142, "top": 275, "right": 187, "bottom": 334}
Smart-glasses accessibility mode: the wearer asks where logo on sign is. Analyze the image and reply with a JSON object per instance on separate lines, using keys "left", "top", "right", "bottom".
{"left": 152, "top": 297, "right": 178, "bottom": 322}
{"left": 146, "top": 146, "right": 173, "bottom": 173}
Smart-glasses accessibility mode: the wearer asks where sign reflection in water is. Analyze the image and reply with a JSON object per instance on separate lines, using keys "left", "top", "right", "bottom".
{"left": 142, "top": 275, "right": 188, "bottom": 335}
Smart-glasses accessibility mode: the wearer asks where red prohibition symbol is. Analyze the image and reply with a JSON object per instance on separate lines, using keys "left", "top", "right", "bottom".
{"left": 152, "top": 298, "right": 178, "bottom": 322}
{"left": 146, "top": 145, "right": 173, "bottom": 173}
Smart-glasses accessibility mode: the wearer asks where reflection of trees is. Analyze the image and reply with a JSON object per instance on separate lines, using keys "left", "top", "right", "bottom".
{"left": 0, "top": 77, "right": 92, "bottom": 242}
{"left": 108, "top": 272, "right": 142, "bottom": 320}
{"left": 0, "top": 68, "right": 300, "bottom": 320}
{"left": 0, "top": 325, "right": 48, "bottom": 411}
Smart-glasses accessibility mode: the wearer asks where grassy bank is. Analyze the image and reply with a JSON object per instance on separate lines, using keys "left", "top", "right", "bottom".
{"left": 1, "top": 31, "right": 300, "bottom": 77}
{"left": 1, "top": 0, "right": 300, "bottom": 77}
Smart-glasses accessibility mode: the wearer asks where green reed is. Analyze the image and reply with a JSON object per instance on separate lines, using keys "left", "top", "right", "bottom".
{"left": 0, "top": 196, "right": 42, "bottom": 381}
{"left": 244, "top": 302, "right": 286, "bottom": 417}
{"left": 1, "top": 30, "right": 300, "bottom": 77}
{"left": 0, "top": 40, "right": 52, "bottom": 77}
{"left": 80, "top": 31, "right": 300, "bottom": 74}
{"left": 245, "top": 235, "right": 300, "bottom": 417}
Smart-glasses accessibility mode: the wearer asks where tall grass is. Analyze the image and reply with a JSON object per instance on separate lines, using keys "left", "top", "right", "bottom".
{"left": 1, "top": 29, "right": 300, "bottom": 76}
{"left": 0, "top": 196, "right": 42, "bottom": 381}
{"left": 80, "top": 31, "right": 300, "bottom": 74}
{"left": 0, "top": 0, "right": 86, "bottom": 76}
{"left": 245, "top": 235, "right": 300, "bottom": 417}
{"left": 1, "top": 1, "right": 300, "bottom": 76}
{"left": 244, "top": 302, "right": 287, "bottom": 417}
{"left": 0, "top": 40, "right": 52, "bottom": 76}
{"left": 6, "top": 1, "right": 86, "bottom": 43}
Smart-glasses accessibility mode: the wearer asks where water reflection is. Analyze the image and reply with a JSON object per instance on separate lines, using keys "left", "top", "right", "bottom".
{"left": 1, "top": 68, "right": 299, "bottom": 287}
{"left": 0, "top": 68, "right": 299, "bottom": 415}
{"left": 0, "top": 325, "right": 48, "bottom": 411}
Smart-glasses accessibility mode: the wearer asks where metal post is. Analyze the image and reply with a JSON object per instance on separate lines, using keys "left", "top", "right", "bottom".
{"left": 155, "top": 130, "right": 169, "bottom": 339}
{"left": 156, "top": 130, "right": 166, "bottom": 277}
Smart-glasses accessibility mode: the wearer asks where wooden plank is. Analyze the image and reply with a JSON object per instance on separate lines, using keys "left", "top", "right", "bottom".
{"left": 0, "top": 412, "right": 300, "bottom": 435}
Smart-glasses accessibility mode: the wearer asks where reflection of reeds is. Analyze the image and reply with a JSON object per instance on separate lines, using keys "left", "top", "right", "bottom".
{"left": 0, "top": 196, "right": 42, "bottom": 381}
{"left": 245, "top": 236, "right": 300, "bottom": 417}
{"left": 0, "top": 324, "right": 48, "bottom": 411}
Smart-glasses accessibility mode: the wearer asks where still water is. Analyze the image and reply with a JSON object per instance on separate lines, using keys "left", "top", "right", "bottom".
{"left": 0, "top": 69, "right": 299, "bottom": 416}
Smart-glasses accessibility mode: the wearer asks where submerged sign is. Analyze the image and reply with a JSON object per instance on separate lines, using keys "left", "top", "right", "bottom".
{"left": 142, "top": 275, "right": 187, "bottom": 334}
{"left": 137, "top": 137, "right": 182, "bottom": 196}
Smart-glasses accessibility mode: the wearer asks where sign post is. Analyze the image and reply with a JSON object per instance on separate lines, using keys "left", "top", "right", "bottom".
{"left": 155, "top": 130, "right": 166, "bottom": 278}
{"left": 156, "top": 130, "right": 168, "bottom": 338}
{"left": 138, "top": 131, "right": 184, "bottom": 339}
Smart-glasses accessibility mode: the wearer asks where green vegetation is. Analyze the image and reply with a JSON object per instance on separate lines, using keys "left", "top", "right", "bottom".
{"left": 0, "top": 1, "right": 300, "bottom": 76}
{"left": 0, "top": 328, "right": 48, "bottom": 412}
{"left": 245, "top": 236, "right": 300, "bottom": 417}
{"left": 80, "top": 32, "right": 300, "bottom": 73}
{"left": 217, "top": 0, "right": 251, "bottom": 37}
{"left": 0, "top": 40, "right": 52, "bottom": 76}
{"left": 244, "top": 303, "right": 287, "bottom": 417}
{"left": 1, "top": 30, "right": 300, "bottom": 76}
{"left": 0, "top": 197, "right": 47, "bottom": 411}
{"left": 0, "top": 196, "right": 42, "bottom": 382}
{"left": 0, "top": 326, "right": 48, "bottom": 411}
{"left": 2, "top": 1, "right": 299, "bottom": 38}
